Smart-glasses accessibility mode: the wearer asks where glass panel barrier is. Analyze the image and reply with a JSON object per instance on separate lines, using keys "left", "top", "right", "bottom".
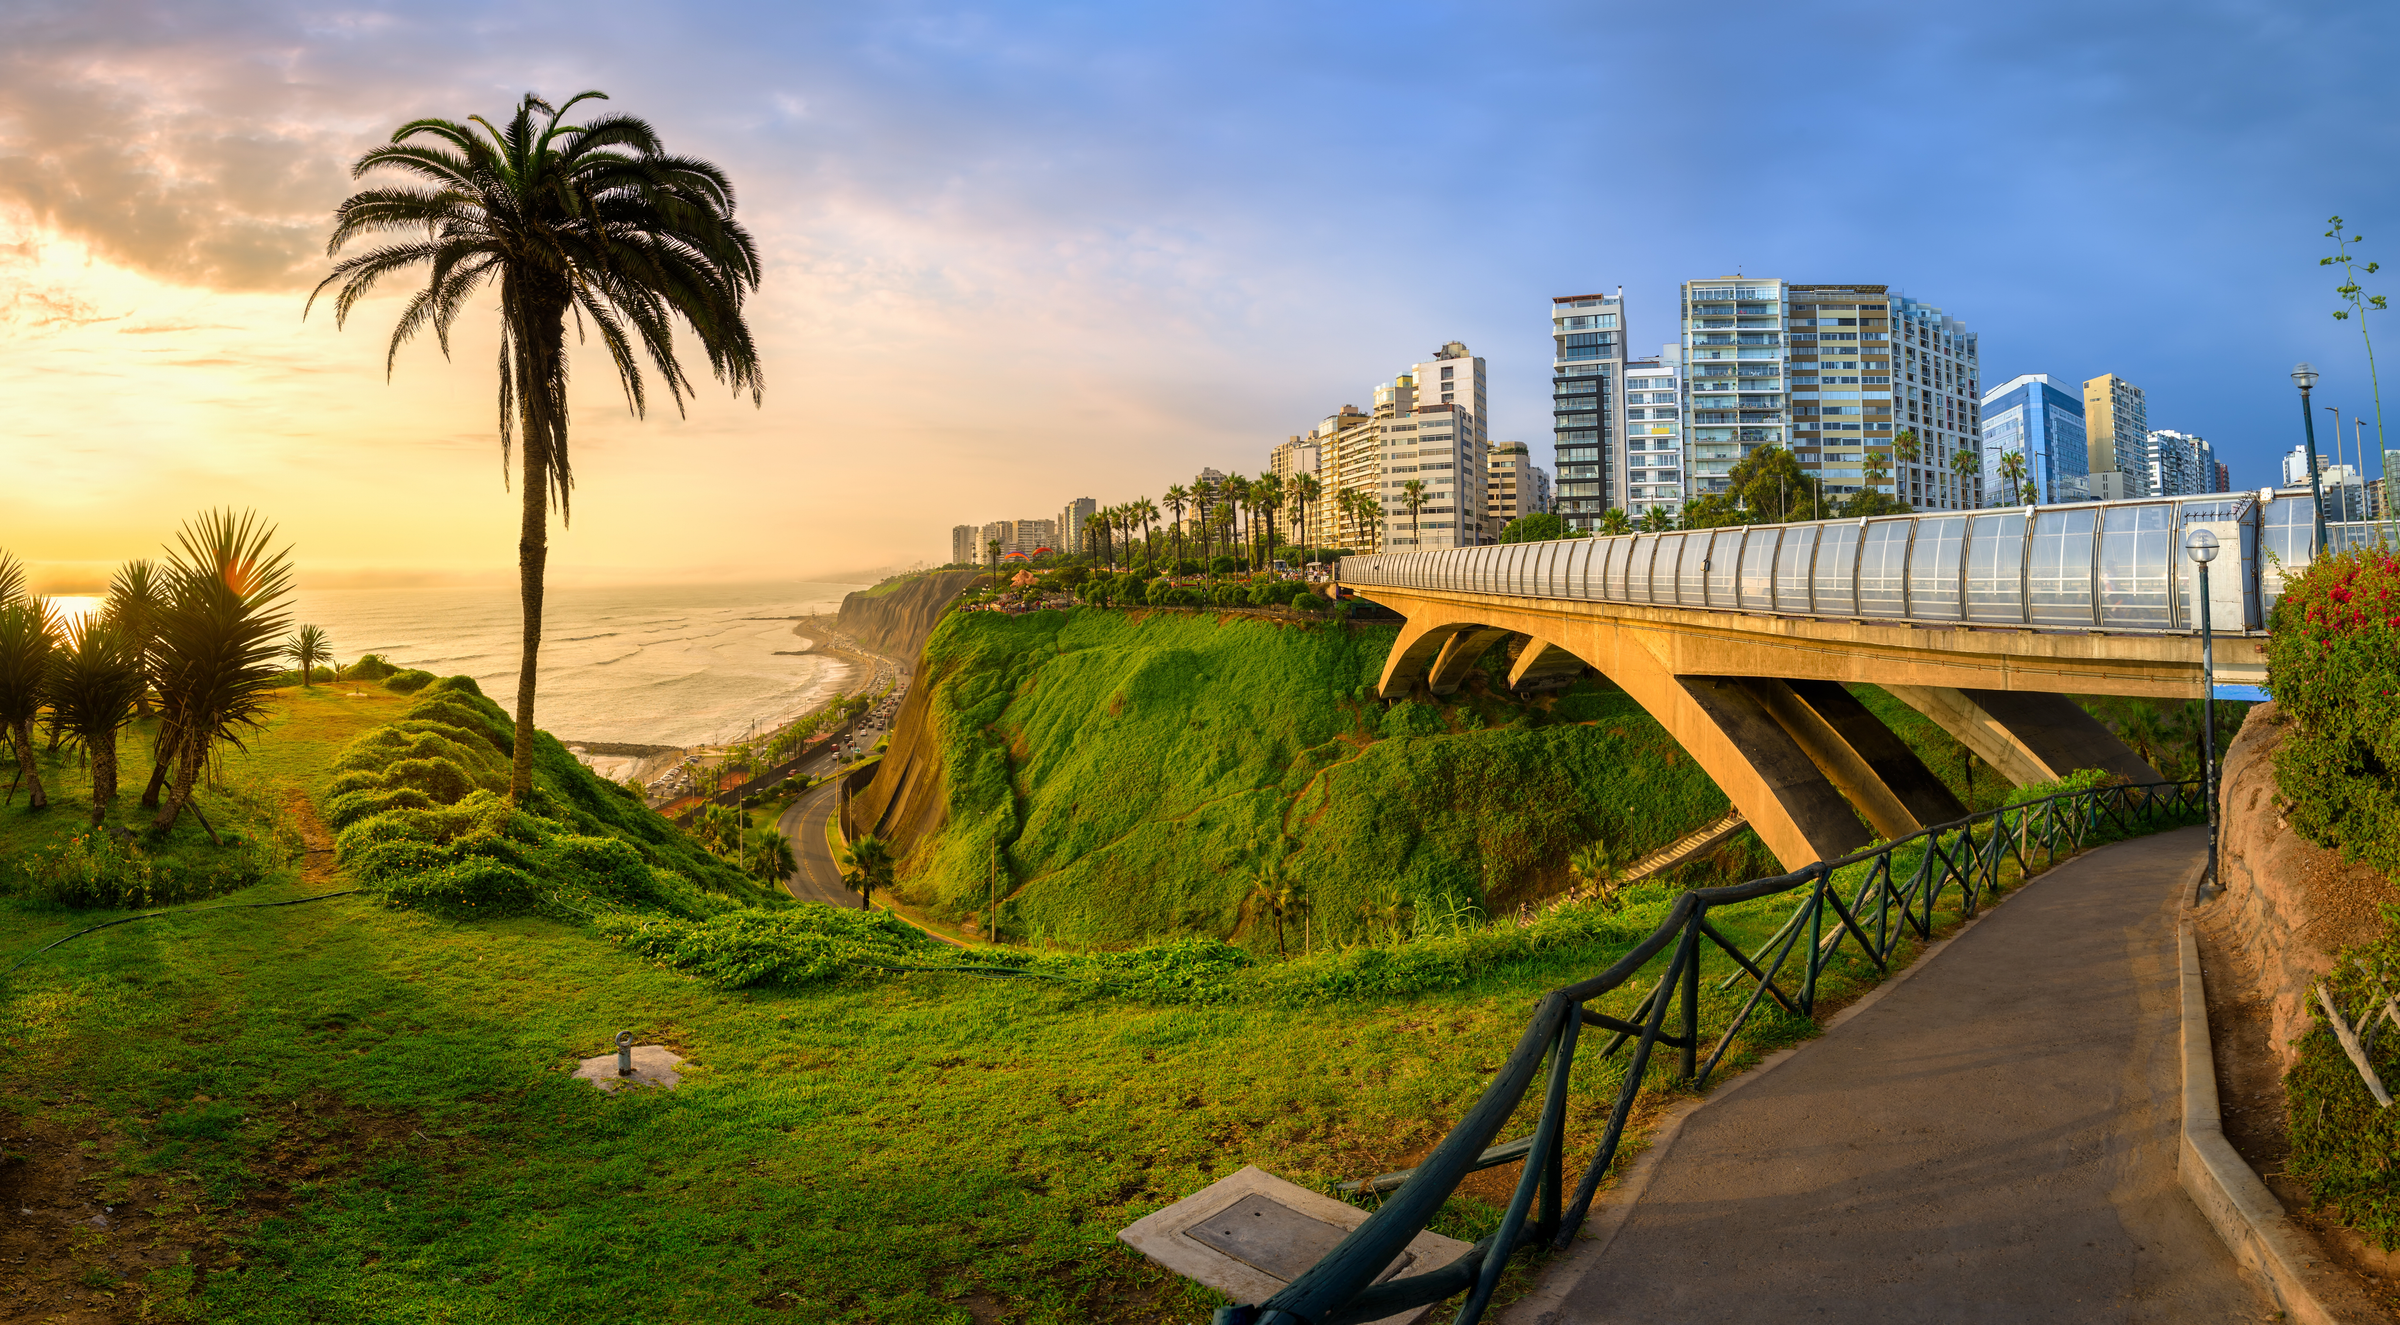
{"left": 1707, "top": 529, "right": 1742, "bottom": 605}
{"left": 2098, "top": 503, "right": 2173, "bottom": 629}
{"left": 1599, "top": 537, "right": 1623, "bottom": 600}
{"left": 1655, "top": 534, "right": 1685, "bottom": 603}
{"left": 1776, "top": 525, "right": 1817, "bottom": 612}
{"left": 1909, "top": 516, "right": 1966, "bottom": 620}
{"left": 2028, "top": 507, "right": 2098, "bottom": 626}
{"left": 1857, "top": 521, "right": 1910, "bottom": 617}
{"left": 2258, "top": 495, "right": 2315, "bottom": 618}
{"left": 1814, "top": 523, "right": 1861, "bottom": 616}
{"left": 1738, "top": 527, "right": 1779, "bottom": 610}
{"left": 1678, "top": 533, "right": 1711, "bottom": 606}
{"left": 1628, "top": 535, "right": 1657, "bottom": 601}
{"left": 1965, "top": 511, "right": 2027, "bottom": 622}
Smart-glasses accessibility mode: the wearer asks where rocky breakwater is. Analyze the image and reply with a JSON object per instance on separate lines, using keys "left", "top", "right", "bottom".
{"left": 834, "top": 569, "right": 986, "bottom": 664}
{"left": 2212, "top": 700, "right": 2400, "bottom": 1067}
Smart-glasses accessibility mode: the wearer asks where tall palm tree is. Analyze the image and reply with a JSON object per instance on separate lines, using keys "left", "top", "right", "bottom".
{"left": 48, "top": 617, "right": 146, "bottom": 825}
{"left": 1401, "top": 478, "right": 1429, "bottom": 548}
{"left": 1254, "top": 473, "right": 1284, "bottom": 568}
{"left": 839, "top": 834, "right": 896, "bottom": 910}
{"left": 105, "top": 560, "right": 164, "bottom": 716}
{"left": 1598, "top": 507, "right": 1633, "bottom": 535}
{"left": 285, "top": 623, "right": 331, "bottom": 688}
{"left": 988, "top": 537, "right": 1003, "bottom": 588}
{"left": 1163, "top": 484, "right": 1190, "bottom": 568}
{"left": 1139, "top": 498, "right": 1160, "bottom": 563}
{"left": 1191, "top": 473, "right": 1218, "bottom": 562}
{"left": 0, "top": 550, "right": 23, "bottom": 608}
{"left": 1997, "top": 449, "right": 2031, "bottom": 506}
{"left": 146, "top": 511, "right": 294, "bottom": 837}
{"left": 1221, "top": 475, "right": 1251, "bottom": 568}
{"left": 0, "top": 597, "right": 59, "bottom": 809}
{"left": 312, "top": 90, "right": 763, "bottom": 803}
{"left": 1291, "top": 473, "right": 1322, "bottom": 557}
{"left": 1952, "top": 446, "right": 1982, "bottom": 505}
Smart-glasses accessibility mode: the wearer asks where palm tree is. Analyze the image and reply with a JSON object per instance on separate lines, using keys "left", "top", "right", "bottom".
{"left": 312, "top": 90, "right": 764, "bottom": 804}
{"left": 1638, "top": 506, "right": 1675, "bottom": 533}
{"left": 1222, "top": 475, "right": 1251, "bottom": 569}
{"left": 1401, "top": 478, "right": 1429, "bottom": 548}
{"left": 105, "top": 560, "right": 164, "bottom": 716}
{"left": 1598, "top": 507, "right": 1633, "bottom": 535}
{"left": 48, "top": 617, "right": 147, "bottom": 825}
{"left": 839, "top": 834, "right": 896, "bottom": 910}
{"left": 145, "top": 510, "right": 295, "bottom": 837}
{"left": 285, "top": 623, "right": 331, "bottom": 688}
{"left": 1254, "top": 474, "right": 1284, "bottom": 568}
{"left": 1952, "top": 446, "right": 1982, "bottom": 505}
{"left": 988, "top": 537, "right": 1003, "bottom": 589}
{"left": 0, "top": 597, "right": 59, "bottom": 809}
{"left": 750, "top": 827, "right": 797, "bottom": 884}
{"left": 1082, "top": 514, "right": 1106, "bottom": 570}
{"left": 1997, "top": 449, "right": 2031, "bottom": 506}
{"left": 1291, "top": 473, "right": 1322, "bottom": 557}
{"left": 1163, "top": 485, "right": 1190, "bottom": 568}
{"left": 0, "top": 550, "right": 23, "bottom": 608}
{"left": 1862, "top": 450, "right": 1893, "bottom": 495}
{"left": 1139, "top": 498, "right": 1161, "bottom": 563}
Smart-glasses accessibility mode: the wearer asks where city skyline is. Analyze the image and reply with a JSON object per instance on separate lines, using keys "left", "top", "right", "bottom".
{"left": 6, "top": 1, "right": 2399, "bottom": 588}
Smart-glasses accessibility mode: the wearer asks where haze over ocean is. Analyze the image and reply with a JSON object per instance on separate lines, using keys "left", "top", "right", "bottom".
{"left": 286, "top": 580, "right": 868, "bottom": 749}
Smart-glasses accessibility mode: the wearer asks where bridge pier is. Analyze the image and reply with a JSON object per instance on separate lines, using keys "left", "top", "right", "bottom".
{"left": 1883, "top": 685, "right": 2161, "bottom": 788}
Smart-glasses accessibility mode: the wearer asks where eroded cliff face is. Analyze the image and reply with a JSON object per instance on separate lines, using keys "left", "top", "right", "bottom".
{"left": 835, "top": 570, "right": 985, "bottom": 665}
{"left": 2214, "top": 701, "right": 2399, "bottom": 1067}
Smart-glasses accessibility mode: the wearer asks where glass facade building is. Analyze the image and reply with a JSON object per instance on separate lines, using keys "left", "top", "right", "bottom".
{"left": 1979, "top": 374, "right": 2090, "bottom": 505}
{"left": 1551, "top": 292, "right": 1625, "bottom": 533}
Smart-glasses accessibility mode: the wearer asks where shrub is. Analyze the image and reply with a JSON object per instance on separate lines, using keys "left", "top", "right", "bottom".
{"left": 384, "top": 668, "right": 438, "bottom": 695}
{"left": 339, "top": 654, "right": 399, "bottom": 681}
{"left": 2268, "top": 545, "right": 2400, "bottom": 878}
{"left": 4, "top": 828, "right": 284, "bottom": 909}
{"left": 2285, "top": 904, "right": 2400, "bottom": 1249}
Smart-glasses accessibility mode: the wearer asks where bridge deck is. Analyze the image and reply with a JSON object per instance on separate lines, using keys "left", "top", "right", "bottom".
{"left": 1534, "top": 825, "right": 2268, "bottom": 1322}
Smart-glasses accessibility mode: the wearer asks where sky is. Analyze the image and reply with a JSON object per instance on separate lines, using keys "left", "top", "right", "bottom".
{"left": 6, "top": 0, "right": 2400, "bottom": 590}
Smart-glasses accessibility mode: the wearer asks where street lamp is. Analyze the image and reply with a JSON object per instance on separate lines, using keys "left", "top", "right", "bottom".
{"left": 2293, "top": 362, "right": 2330, "bottom": 552}
{"left": 2186, "top": 526, "right": 2221, "bottom": 899}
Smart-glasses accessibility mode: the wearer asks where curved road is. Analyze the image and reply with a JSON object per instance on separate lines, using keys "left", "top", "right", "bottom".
{"left": 1540, "top": 825, "right": 2269, "bottom": 1322}
{"left": 777, "top": 779, "right": 856, "bottom": 908}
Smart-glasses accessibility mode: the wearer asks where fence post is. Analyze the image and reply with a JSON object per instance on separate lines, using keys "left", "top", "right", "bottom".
{"left": 1680, "top": 916, "right": 1701, "bottom": 1081}
{"left": 1801, "top": 869, "right": 1826, "bottom": 1014}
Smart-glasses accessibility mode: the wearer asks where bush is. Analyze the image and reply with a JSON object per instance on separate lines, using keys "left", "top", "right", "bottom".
{"left": 5, "top": 828, "right": 284, "bottom": 909}
{"left": 384, "top": 668, "right": 438, "bottom": 694}
{"left": 340, "top": 654, "right": 400, "bottom": 681}
{"left": 2285, "top": 904, "right": 2400, "bottom": 1249}
{"left": 2268, "top": 545, "right": 2400, "bottom": 878}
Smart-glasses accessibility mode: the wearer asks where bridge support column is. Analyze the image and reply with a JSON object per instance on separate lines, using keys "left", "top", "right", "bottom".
{"left": 1883, "top": 685, "right": 2161, "bottom": 788}
{"left": 1506, "top": 640, "right": 1587, "bottom": 689}
{"left": 1677, "top": 678, "right": 1874, "bottom": 867}
{"left": 1375, "top": 620, "right": 1480, "bottom": 699}
{"left": 1785, "top": 680, "right": 1970, "bottom": 829}
{"left": 1425, "top": 628, "right": 1514, "bottom": 695}
{"left": 1737, "top": 679, "right": 1927, "bottom": 843}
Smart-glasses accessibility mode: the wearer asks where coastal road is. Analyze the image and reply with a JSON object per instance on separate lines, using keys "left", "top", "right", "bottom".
{"left": 1540, "top": 825, "right": 2268, "bottom": 1322}
{"left": 777, "top": 779, "right": 856, "bottom": 908}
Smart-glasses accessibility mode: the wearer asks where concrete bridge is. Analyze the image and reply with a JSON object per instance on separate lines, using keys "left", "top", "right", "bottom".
{"left": 1338, "top": 492, "right": 2340, "bottom": 870}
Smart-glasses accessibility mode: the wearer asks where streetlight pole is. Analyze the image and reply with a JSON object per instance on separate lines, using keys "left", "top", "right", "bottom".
{"left": 2186, "top": 527, "right": 2221, "bottom": 900}
{"left": 2294, "top": 362, "right": 2330, "bottom": 552}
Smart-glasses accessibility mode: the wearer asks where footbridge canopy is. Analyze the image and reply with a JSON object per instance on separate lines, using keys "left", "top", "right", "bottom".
{"left": 1337, "top": 492, "right": 2363, "bottom": 871}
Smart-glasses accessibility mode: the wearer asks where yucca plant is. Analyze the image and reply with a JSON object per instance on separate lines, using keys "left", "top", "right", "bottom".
{"left": 312, "top": 90, "right": 764, "bottom": 803}
{"left": 106, "top": 560, "right": 165, "bottom": 716}
{"left": 48, "top": 617, "right": 148, "bottom": 825}
{"left": 285, "top": 623, "right": 331, "bottom": 688}
{"left": 0, "top": 549, "right": 24, "bottom": 608}
{"left": 0, "top": 596, "right": 60, "bottom": 809}
{"left": 144, "top": 510, "right": 294, "bottom": 838}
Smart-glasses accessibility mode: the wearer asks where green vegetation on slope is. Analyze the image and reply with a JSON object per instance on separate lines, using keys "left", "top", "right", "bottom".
{"left": 323, "top": 675, "right": 780, "bottom": 916}
{"left": 899, "top": 608, "right": 1737, "bottom": 944}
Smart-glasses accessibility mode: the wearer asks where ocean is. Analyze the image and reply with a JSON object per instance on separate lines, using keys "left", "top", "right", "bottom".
{"left": 281, "top": 580, "right": 869, "bottom": 751}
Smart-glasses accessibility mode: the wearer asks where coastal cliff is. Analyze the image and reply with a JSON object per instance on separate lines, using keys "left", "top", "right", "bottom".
{"left": 834, "top": 569, "right": 985, "bottom": 664}
{"left": 2210, "top": 701, "right": 2399, "bottom": 1067}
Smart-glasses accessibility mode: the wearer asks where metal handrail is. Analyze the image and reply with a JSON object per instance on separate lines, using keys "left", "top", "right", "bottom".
{"left": 1214, "top": 777, "right": 2206, "bottom": 1325}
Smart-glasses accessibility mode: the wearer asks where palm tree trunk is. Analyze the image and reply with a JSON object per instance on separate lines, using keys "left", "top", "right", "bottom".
{"left": 8, "top": 721, "right": 44, "bottom": 810}
{"left": 510, "top": 429, "right": 547, "bottom": 803}
{"left": 88, "top": 731, "right": 116, "bottom": 827}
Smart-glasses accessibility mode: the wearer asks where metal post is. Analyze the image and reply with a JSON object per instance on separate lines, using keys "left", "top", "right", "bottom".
{"left": 616, "top": 1031, "right": 635, "bottom": 1077}
{"left": 2297, "top": 365, "right": 2331, "bottom": 551}
{"left": 1680, "top": 916, "right": 1700, "bottom": 1081}
{"left": 2188, "top": 527, "right": 2222, "bottom": 902}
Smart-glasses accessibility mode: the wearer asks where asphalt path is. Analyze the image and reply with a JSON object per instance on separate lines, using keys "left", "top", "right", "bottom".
{"left": 1549, "top": 824, "right": 2268, "bottom": 1322}
{"left": 777, "top": 778, "right": 856, "bottom": 908}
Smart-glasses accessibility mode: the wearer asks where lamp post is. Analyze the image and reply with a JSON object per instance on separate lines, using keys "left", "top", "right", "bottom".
{"left": 2293, "top": 362, "right": 2330, "bottom": 552}
{"left": 2186, "top": 526, "right": 2221, "bottom": 899}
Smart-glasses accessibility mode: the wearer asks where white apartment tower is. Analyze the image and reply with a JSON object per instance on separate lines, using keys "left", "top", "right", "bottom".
{"left": 1383, "top": 342, "right": 1491, "bottom": 548}
{"left": 1623, "top": 350, "right": 1684, "bottom": 518}
{"left": 950, "top": 524, "right": 979, "bottom": 566}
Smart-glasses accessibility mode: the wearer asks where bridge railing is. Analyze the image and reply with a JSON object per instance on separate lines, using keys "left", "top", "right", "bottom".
{"left": 1214, "top": 778, "right": 2206, "bottom": 1325}
{"left": 1340, "top": 494, "right": 2392, "bottom": 635}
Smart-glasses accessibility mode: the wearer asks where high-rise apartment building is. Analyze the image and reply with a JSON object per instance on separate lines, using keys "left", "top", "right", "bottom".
{"left": 1623, "top": 351, "right": 1683, "bottom": 518}
{"left": 1268, "top": 437, "right": 1326, "bottom": 547}
{"left": 1486, "top": 440, "right": 1550, "bottom": 528}
{"left": 2215, "top": 461, "right": 2233, "bottom": 493}
{"left": 977, "top": 520, "right": 1013, "bottom": 559}
{"left": 1888, "top": 294, "right": 1981, "bottom": 509}
{"left": 2146, "top": 430, "right": 2215, "bottom": 497}
{"left": 2083, "top": 375, "right": 2150, "bottom": 497}
{"left": 1057, "top": 497, "right": 1096, "bottom": 556}
{"left": 1681, "top": 277, "right": 1791, "bottom": 502}
{"left": 1979, "top": 375, "right": 2090, "bottom": 504}
{"left": 1011, "top": 519, "right": 1057, "bottom": 555}
{"left": 1551, "top": 292, "right": 1625, "bottom": 532}
{"left": 1382, "top": 342, "right": 1491, "bottom": 549}
{"left": 951, "top": 524, "right": 979, "bottom": 566}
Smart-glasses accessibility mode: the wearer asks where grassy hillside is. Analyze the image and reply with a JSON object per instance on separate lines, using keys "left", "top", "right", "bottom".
{"left": 895, "top": 608, "right": 1741, "bottom": 944}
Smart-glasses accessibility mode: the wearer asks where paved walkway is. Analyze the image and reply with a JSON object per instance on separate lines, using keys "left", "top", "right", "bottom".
{"left": 1547, "top": 824, "right": 2269, "bottom": 1322}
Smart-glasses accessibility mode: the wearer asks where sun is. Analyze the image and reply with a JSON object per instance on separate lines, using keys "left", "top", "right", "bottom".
{"left": 48, "top": 595, "right": 106, "bottom": 631}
